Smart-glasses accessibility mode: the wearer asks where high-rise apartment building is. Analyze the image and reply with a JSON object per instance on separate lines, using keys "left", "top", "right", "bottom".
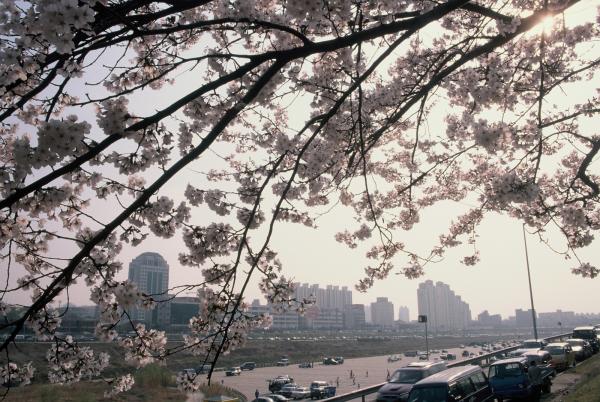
{"left": 398, "top": 306, "right": 410, "bottom": 323}
{"left": 294, "top": 283, "right": 352, "bottom": 309}
{"left": 371, "top": 297, "right": 394, "bottom": 326}
{"left": 515, "top": 308, "right": 536, "bottom": 328}
{"left": 344, "top": 304, "right": 366, "bottom": 329}
{"left": 417, "top": 280, "right": 471, "bottom": 332}
{"left": 128, "top": 252, "right": 170, "bottom": 326}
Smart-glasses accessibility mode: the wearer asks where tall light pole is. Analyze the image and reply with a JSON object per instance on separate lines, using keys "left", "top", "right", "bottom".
{"left": 522, "top": 224, "right": 539, "bottom": 340}
{"left": 418, "top": 315, "right": 429, "bottom": 359}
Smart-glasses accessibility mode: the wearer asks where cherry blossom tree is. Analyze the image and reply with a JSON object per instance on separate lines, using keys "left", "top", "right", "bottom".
{"left": 0, "top": 0, "right": 599, "bottom": 396}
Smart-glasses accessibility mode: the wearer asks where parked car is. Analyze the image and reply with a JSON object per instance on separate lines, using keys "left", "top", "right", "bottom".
{"left": 225, "top": 367, "right": 241, "bottom": 376}
{"left": 488, "top": 357, "right": 553, "bottom": 400}
{"left": 376, "top": 361, "right": 447, "bottom": 402}
{"left": 196, "top": 364, "right": 212, "bottom": 374}
{"left": 241, "top": 362, "right": 256, "bottom": 371}
{"left": 573, "top": 326, "right": 600, "bottom": 353}
{"left": 408, "top": 365, "right": 493, "bottom": 402}
{"left": 545, "top": 342, "right": 576, "bottom": 371}
{"left": 277, "top": 359, "right": 290, "bottom": 366}
{"left": 256, "top": 398, "right": 275, "bottom": 402}
{"left": 290, "top": 386, "right": 311, "bottom": 399}
{"left": 522, "top": 350, "right": 553, "bottom": 367}
{"left": 566, "top": 338, "right": 592, "bottom": 361}
{"left": 445, "top": 353, "right": 457, "bottom": 361}
{"left": 388, "top": 355, "right": 401, "bottom": 362}
{"left": 334, "top": 356, "right": 344, "bottom": 364}
{"left": 279, "top": 384, "right": 300, "bottom": 398}
{"left": 462, "top": 350, "right": 470, "bottom": 357}
{"left": 403, "top": 351, "right": 417, "bottom": 357}
{"left": 182, "top": 368, "right": 197, "bottom": 378}
{"left": 268, "top": 376, "right": 294, "bottom": 393}
{"left": 265, "top": 394, "right": 290, "bottom": 402}
{"left": 323, "top": 357, "right": 339, "bottom": 365}
{"left": 299, "top": 362, "right": 312, "bottom": 368}
{"left": 310, "top": 381, "right": 329, "bottom": 399}
{"left": 521, "top": 339, "right": 548, "bottom": 350}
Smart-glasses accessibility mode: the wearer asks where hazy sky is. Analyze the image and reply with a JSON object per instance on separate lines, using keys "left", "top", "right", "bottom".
{"left": 3, "top": 2, "right": 600, "bottom": 323}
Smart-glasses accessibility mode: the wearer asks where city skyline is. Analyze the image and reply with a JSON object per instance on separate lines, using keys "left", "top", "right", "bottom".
{"left": 62, "top": 250, "right": 600, "bottom": 324}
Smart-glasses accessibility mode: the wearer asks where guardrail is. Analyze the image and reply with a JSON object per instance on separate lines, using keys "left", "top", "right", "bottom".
{"left": 322, "top": 332, "right": 572, "bottom": 402}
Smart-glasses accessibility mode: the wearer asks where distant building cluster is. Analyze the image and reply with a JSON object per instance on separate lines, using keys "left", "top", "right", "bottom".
{"left": 51, "top": 252, "right": 600, "bottom": 335}
{"left": 417, "top": 280, "right": 471, "bottom": 332}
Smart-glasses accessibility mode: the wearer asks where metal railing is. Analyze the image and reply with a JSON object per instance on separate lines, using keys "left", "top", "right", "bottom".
{"left": 322, "top": 332, "right": 571, "bottom": 402}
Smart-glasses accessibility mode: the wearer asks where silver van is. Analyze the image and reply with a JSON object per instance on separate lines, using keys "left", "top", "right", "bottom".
{"left": 376, "top": 361, "right": 447, "bottom": 402}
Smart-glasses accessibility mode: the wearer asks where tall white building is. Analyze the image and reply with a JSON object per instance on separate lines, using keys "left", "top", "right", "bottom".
{"left": 294, "top": 283, "right": 352, "bottom": 309}
{"left": 417, "top": 281, "right": 470, "bottom": 332}
{"left": 371, "top": 297, "right": 394, "bottom": 326}
{"left": 398, "top": 306, "right": 410, "bottom": 323}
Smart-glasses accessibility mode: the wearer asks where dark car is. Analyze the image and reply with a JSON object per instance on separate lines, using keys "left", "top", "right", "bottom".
{"left": 573, "top": 327, "right": 600, "bottom": 353}
{"left": 488, "top": 357, "right": 553, "bottom": 400}
{"left": 462, "top": 350, "right": 470, "bottom": 357}
{"left": 241, "top": 362, "right": 256, "bottom": 370}
{"left": 408, "top": 365, "right": 494, "bottom": 402}
{"left": 376, "top": 361, "right": 447, "bottom": 402}
{"left": 323, "top": 357, "right": 339, "bottom": 365}
{"left": 268, "top": 376, "right": 294, "bottom": 393}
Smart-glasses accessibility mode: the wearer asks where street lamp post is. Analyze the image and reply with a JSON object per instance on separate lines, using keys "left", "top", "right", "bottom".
{"left": 418, "top": 315, "right": 429, "bottom": 359}
{"left": 522, "top": 224, "right": 539, "bottom": 340}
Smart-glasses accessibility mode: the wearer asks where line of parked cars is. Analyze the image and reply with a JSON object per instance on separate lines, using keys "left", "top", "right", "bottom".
{"left": 266, "top": 376, "right": 336, "bottom": 401}
{"left": 375, "top": 325, "right": 600, "bottom": 402}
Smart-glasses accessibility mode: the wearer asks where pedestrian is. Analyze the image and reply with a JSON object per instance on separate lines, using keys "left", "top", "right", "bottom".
{"left": 336, "top": 377, "right": 340, "bottom": 387}
{"left": 528, "top": 360, "right": 542, "bottom": 401}
{"left": 255, "top": 389, "right": 260, "bottom": 400}
{"left": 350, "top": 369, "right": 353, "bottom": 378}
{"left": 352, "top": 377, "right": 356, "bottom": 385}
{"left": 357, "top": 383, "right": 360, "bottom": 389}
{"left": 366, "top": 370, "right": 368, "bottom": 378}
{"left": 386, "top": 369, "right": 390, "bottom": 381}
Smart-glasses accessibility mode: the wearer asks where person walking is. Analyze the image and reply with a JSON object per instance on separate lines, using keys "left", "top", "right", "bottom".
{"left": 386, "top": 369, "right": 390, "bottom": 381}
{"left": 350, "top": 369, "right": 353, "bottom": 378}
{"left": 528, "top": 360, "right": 543, "bottom": 401}
{"left": 366, "top": 370, "right": 368, "bottom": 378}
{"left": 255, "top": 389, "right": 260, "bottom": 400}
{"left": 336, "top": 377, "right": 340, "bottom": 387}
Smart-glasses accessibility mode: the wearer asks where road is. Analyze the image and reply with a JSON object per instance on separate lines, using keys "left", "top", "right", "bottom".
{"left": 212, "top": 346, "right": 486, "bottom": 399}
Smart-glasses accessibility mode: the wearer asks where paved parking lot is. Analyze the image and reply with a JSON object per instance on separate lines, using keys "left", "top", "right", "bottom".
{"left": 212, "top": 346, "right": 483, "bottom": 399}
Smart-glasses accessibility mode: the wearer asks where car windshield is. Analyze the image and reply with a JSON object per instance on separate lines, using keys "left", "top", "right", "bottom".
{"left": 546, "top": 346, "right": 564, "bottom": 354}
{"left": 408, "top": 387, "right": 447, "bottom": 402}
{"left": 390, "top": 369, "right": 424, "bottom": 384}
{"left": 489, "top": 363, "right": 523, "bottom": 378}
{"left": 573, "top": 330, "right": 595, "bottom": 339}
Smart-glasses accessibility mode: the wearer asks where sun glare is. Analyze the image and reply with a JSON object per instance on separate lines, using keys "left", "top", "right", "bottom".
{"left": 539, "top": 15, "right": 556, "bottom": 33}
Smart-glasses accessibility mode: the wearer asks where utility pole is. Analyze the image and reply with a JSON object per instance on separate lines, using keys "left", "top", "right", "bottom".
{"left": 522, "top": 224, "right": 539, "bottom": 340}
{"left": 419, "top": 315, "right": 429, "bottom": 359}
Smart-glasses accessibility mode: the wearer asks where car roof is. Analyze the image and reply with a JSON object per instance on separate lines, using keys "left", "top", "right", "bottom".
{"left": 574, "top": 326, "right": 594, "bottom": 330}
{"left": 547, "top": 342, "right": 569, "bottom": 347}
{"left": 405, "top": 361, "right": 445, "bottom": 368}
{"left": 491, "top": 357, "right": 527, "bottom": 366}
{"left": 412, "top": 366, "right": 482, "bottom": 387}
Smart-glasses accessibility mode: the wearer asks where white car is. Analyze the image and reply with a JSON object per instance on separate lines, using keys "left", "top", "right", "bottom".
{"left": 225, "top": 367, "right": 241, "bottom": 376}
{"left": 290, "top": 386, "right": 311, "bottom": 399}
